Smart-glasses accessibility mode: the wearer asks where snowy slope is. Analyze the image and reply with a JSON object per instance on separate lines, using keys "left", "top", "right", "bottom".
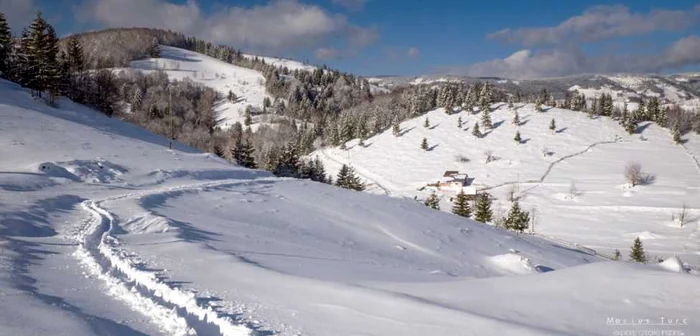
{"left": 122, "top": 46, "right": 273, "bottom": 129}
{"left": 242, "top": 54, "right": 316, "bottom": 72}
{"left": 2, "top": 79, "right": 699, "bottom": 335}
{"left": 316, "top": 103, "right": 700, "bottom": 265}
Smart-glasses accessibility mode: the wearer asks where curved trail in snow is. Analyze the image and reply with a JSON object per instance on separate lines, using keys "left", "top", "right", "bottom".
{"left": 72, "top": 178, "right": 276, "bottom": 336}
{"left": 480, "top": 139, "right": 623, "bottom": 194}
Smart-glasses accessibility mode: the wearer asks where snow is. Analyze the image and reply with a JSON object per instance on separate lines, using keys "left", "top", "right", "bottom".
{"left": 120, "top": 46, "right": 273, "bottom": 129}
{"left": 316, "top": 104, "right": 700, "bottom": 266}
{"left": 242, "top": 54, "right": 317, "bottom": 72}
{"left": 2, "top": 79, "right": 700, "bottom": 335}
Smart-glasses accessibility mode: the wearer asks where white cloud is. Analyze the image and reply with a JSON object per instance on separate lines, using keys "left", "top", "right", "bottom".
{"left": 0, "top": 0, "right": 37, "bottom": 30}
{"left": 448, "top": 36, "right": 700, "bottom": 79}
{"left": 314, "top": 47, "right": 340, "bottom": 60}
{"left": 407, "top": 47, "right": 420, "bottom": 58}
{"left": 77, "top": 0, "right": 377, "bottom": 54}
{"left": 489, "top": 4, "right": 700, "bottom": 47}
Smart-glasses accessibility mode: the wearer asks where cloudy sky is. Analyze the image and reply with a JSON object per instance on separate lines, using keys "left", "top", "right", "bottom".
{"left": 2, "top": 0, "right": 700, "bottom": 78}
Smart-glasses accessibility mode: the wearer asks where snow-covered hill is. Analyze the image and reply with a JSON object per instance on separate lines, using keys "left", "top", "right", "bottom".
{"left": 117, "top": 46, "right": 279, "bottom": 129}
{"left": 2, "top": 79, "right": 699, "bottom": 335}
{"left": 316, "top": 103, "right": 700, "bottom": 265}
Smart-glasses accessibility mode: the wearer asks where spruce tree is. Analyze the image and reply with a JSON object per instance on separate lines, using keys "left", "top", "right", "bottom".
{"left": 424, "top": 117, "right": 430, "bottom": 128}
{"left": 549, "top": 118, "right": 556, "bottom": 132}
{"left": 452, "top": 190, "right": 472, "bottom": 217}
{"left": 481, "top": 109, "right": 492, "bottom": 129}
{"left": 514, "top": 131, "right": 522, "bottom": 144}
{"left": 336, "top": 164, "right": 350, "bottom": 188}
{"left": 424, "top": 192, "right": 440, "bottom": 210}
{"left": 66, "top": 36, "right": 84, "bottom": 73}
{"left": 472, "top": 122, "right": 481, "bottom": 138}
{"left": 474, "top": 193, "right": 493, "bottom": 223}
{"left": 512, "top": 111, "right": 520, "bottom": 125}
{"left": 232, "top": 139, "right": 256, "bottom": 169}
{"left": 504, "top": 201, "right": 530, "bottom": 232}
{"left": 672, "top": 122, "right": 682, "bottom": 144}
{"left": 625, "top": 115, "right": 637, "bottom": 135}
{"left": 0, "top": 12, "right": 11, "bottom": 77}
{"left": 392, "top": 122, "right": 400, "bottom": 137}
{"left": 535, "top": 101, "right": 543, "bottom": 112}
{"left": 457, "top": 116, "right": 462, "bottom": 128}
{"left": 629, "top": 237, "right": 646, "bottom": 263}
{"left": 244, "top": 106, "right": 252, "bottom": 126}
{"left": 421, "top": 137, "right": 428, "bottom": 151}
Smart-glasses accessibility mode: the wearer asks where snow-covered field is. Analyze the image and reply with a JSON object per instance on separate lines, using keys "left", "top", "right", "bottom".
{"left": 2, "top": 79, "right": 700, "bottom": 335}
{"left": 119, "top": 46, "right": 273, "bottom": 129}
{"left": 316, "top": 103, "right": 700, "bottom": 265}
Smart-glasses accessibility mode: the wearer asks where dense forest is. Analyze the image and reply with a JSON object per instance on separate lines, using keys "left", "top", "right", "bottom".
{"left": 2, "top": 12, "right": 699, "bottom": 184}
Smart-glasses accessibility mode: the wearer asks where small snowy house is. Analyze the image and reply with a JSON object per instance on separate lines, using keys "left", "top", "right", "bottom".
{"left": 438, "top": 171, "right": 477, "bottom": 195}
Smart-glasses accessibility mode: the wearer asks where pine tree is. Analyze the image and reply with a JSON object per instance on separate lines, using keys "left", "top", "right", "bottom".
{"left": 232, "top": 139, "right": 256, "bottom": 169}
{"left": 421, "top": 137, "right": 428, "bottom": 151}
{"left": 336, "top": 164, "right": 350, "bottom": 188}
{"left": 474, "top": 193, "right": 493, "bottom": 223}
{"left": 424, "top": 192, "right": 440, "bottom": 210}
{"left": 452, "top": 190, "right": 472, "bottom": 217}
{"left": 504, "top": 201, "right": 530, "bottom": 232}
{"left": 629, "top": 237, "right": 646, "bottom": 263}
{"left": 472, "top": 122, "right": 481, "bottom": 138}
{"left": 549, "top": 118, "right": 556, "bottom": 132}
{"left": 625, "top": 115, "right": 637, "bottom": 135}
{"left": 336, "top": 164, "right": 365, "bottom": 191}
{"left": 481, "top": 109, "right": 492, "bottom": 129}
{"left": 66, "top": 36, "right": 84, "bottom": 73}
{"left": 535, "top": 101, "right": 543, "bottom": 112}
{"left": 512, "top": 111, "right": 520, "bottom": 125}
{"left": 613, "top": 249, "right": 621, "bottom": 261}
{"left": 244, "top": 106, "right": 253, "bottom": 126}
{"left": 0, "top": 12, "right": 11, "bottom": 77}
{"left": 424, "top": 117, "right": 430, "bottom": 128}
{"left": 514, "top": 131, "right": 522, "bottom": 144}
{"left": 672, "top": 122, "right": 682, "bottom": 144}
{"left": 457, "top": 116, "right": 462, "bottom": 128}
{"left": 392, "top": 122, "right": 400, "bottom": 137}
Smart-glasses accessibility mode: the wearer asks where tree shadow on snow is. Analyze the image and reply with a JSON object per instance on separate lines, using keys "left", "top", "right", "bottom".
{"left": 555, "top": 127, "right": 568, "bottom": 134}
{"left": 427, "top": 144, "right": 439, "bottom": 151}
{"left": 492, "top": 120, "right": 505, "bottom": 129}
{"left": 0, "top": 195, "right": 84, "bottom": 238}
{"left": 399, "top": 126, "right": 415, "bottom": 136}
{"left": 428, "top": 124, "right": 440, "bottom": 130}
{"left": 636, "top": 122, "right": 653, "bottom": 134}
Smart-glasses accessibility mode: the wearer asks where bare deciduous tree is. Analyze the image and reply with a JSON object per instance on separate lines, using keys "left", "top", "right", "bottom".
{"left": 624, "top": 162, "right": 645, "bottom": 187}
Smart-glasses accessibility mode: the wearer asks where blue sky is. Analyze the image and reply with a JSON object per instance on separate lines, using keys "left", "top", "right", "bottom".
{"left": 3, "top": 0, "right": 700, "bottom": 77}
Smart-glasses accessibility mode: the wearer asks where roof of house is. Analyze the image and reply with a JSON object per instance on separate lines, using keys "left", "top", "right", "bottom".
{"left": 443, "top": 170, "right": 459, "bottom": 177}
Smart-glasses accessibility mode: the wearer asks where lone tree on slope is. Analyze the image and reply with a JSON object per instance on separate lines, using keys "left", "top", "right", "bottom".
{"left": 421, "top": 137, "right": 429, "bottom": 151}
{"left": 514, "top": 131, "right": 522, "bottom": 144}
{"left": 472, "top": 122, "right": 481, "bottom": 138}
{"left": 629, "top": 237, "right": 646, "bottom": 263}
{"left": 624, "top": 162, "right": 646, "bottom": 187}
{"left": 392, "top": 122, "right": 400, "bottom": 137}
{"left": 474, "top": 193, "right": 493, "bottom": 223}
{"left": 424, "top": 192, "right": 440, "bottom": 210}
{"left": 504, "top": 201, "right": 530, "bottom": 233}
{"left": 452, "top": 190, "right": 472, "bottom": 217}
{"left": 549, "top": 118, "right": 556, "bottom": 132}
{"left": 512, "top": 111, "right": 520, "bottom": 126}
{"left": 336, "top": 164, "right": 365, "bottom": 191}
{"left": 424, "top": 117, "right": 430, "bottom": 128}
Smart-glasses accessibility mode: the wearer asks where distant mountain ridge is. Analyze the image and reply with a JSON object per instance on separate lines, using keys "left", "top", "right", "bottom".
{"left": 370, "top": 73, "right": 700, "bottom": 110}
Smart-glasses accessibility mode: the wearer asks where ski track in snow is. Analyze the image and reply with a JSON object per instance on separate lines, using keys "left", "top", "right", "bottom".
{"left": 71, "top": 178, "right": 278, "bottom": 336}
